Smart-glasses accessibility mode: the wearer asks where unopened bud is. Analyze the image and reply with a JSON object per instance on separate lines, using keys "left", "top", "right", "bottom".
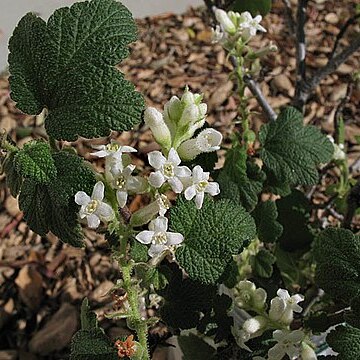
{"left": 243, "top": 316, "right": 267, "bottom": 335}
{"left": 215, "top": 8, "right": 236, "bottom": 35}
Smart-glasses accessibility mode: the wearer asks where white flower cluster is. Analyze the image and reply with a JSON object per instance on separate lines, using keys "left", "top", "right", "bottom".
{"left": 327, "top": 135, "right": 346, "bottom": 161}
{"left": 230, "top": 281, "right": 317, "bottom": 360}
{"left": 212, "top": 8, "right": 266, "bottom": 45}
{"left": 75, "top": 142, "right": 147, "bottom": 228}
{"left": 144, "top": 87, "right": 222, "bottom": 160}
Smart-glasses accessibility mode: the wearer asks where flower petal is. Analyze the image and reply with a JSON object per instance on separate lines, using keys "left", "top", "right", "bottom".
{"left": 287, "top": 329, "right": 305, "bottom": 343}
{"left": 152, "top": 216, "right": 168, "bottom": 233}
{"left": 269, "top": 298, "right": 286, "bottom": 321}
{"left": 277, "top": 289, "right": 290, "bottom": 300}
{"left": 168, "top": 177, "right": 183, "bottom": 193}
{"left": 120, "top": 146, "right": 137, "bottom": 153}
{"left": 205, "top": 182, "right": 220, "bottom": 196}
{"left": 168, "top": 148, "right": 181, "bottom": 165}
{"left": 184, "top": 185, "right": 196, "bottom": 200}
{"left": 148, "top": 244, "right": 166, "bottom": 258}
{"left": 116, "top": 190, "right": 128, "bottom": 208}
{"left": 97, "top": 202, "right": 114, "bottom": 221}
{"left": 192, "top": 165, "right": 206, "bottom": 182}
{"left": 148, "top": 151, "right": 166, "bottom": 169}
{"left": 195, "top": 191, "right": 205, "bottom": 209}
{"left": 87, "top": 214, "right": 100, "bottom": 229}
{"left": 136, "top": 231, "right": 154, "bottom": 244}
{"left": 92, "top": 181, "right": 105, "bottom": 201}
{"left": 90, "top": 150, "right": 108, "bottom": 158}
{"left": 149, "top": 172, "right": 165, "bottom": 188}
{"left": 268, "top": 343, "right": 286, "bottom": 360}
{"left": 174, "top": 166, "right": 192, "bottom": 178}
{"left": 166, "top": 232, "right": 184, "bottom": 245}
{"left": 75, "top": 191, "right": 91, "bottom": 206}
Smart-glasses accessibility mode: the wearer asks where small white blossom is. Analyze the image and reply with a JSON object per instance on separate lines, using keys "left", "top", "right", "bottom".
{"left": 184, "top": 165, "right": 220, "bottom": 209}
{"left": 268, "top": 329, "right": 305, "bottom": 360}
{"left": 148, "top": 148, "right": 191, "bottom": 193}
{"left": 234, "top": 280, "right": 267, "bottom": 311}
{"left": 242, "top": 316, "right": 267, "bottom": 336}
{"left": 110, "top": 164, "right": 147, "bottom": 208}
{"left": 239, "top": 11, "right": 267, "bottom": 40}
{"left": 75, "top": 181, "right": 114, "bottom": 229}
{"left": 212, "top": 25, "right": 224, "bottom": 43}
{"left": 135, "top": 216, "right": 184, "bottom": 257}
{"left": 91, "top": 140, "right": 136, "bottom": 160}
{"left": 277, "top": 289, "right": 304, "bottom": 313}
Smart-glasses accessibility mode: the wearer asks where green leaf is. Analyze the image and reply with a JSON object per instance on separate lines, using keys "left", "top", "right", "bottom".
{"left": 159, "top": 264, "right": 215, "bottom": 329}
{"left": 217, "top": 145, "right": 265, "bottom": 211}
{"left": 250, "top": 249, "right": 276, "bottom": 278}
{"left": 171, "top": 196, "right": 256, "bottom": 285}
{"left": 19, "top": 150, "right": 95, "bottom": 246}
{"left": 8, "top": 0, "right": 144, "bottom": 141}
{"left": 231, "top": 0, "right": 272, "bottom": 16}
{"left": 314, "top": 228, "right": 360, "bottom": 303}
{"left": 130, "top": 239, "right": 149, "bottom": 263}
{"left": 327, "top": 325, "right": 360, "bottom": 360}
{"left": 136, "top": 266, "right": 169, "bottom": 291}
{"left": 2, "top": 151, "right": 23, "bottom": 197}
{"left": 259, "top": 107, "right": 333, "bottom": 189}
{"left": 70, "top": 298, "right": 118, "bottom": 360}
{"left": 178, "top": 334, "right": 216, "bottom": 360}
{"left": 252, "top": 201, "right": 283, "bottom": 243}
{"left": 345, "top": 296, "right": 360, "bottom": 329}
{"left": 276, "top": 190, "right": 313, "bottom": 251}
{"left": 14, "top": 140, "right": 57, "bottom": 184}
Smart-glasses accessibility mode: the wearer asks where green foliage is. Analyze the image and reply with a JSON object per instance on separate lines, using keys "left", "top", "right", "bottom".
{"left": 2, "top": 151, "right": 23, "bottom": 197}
{"left": 159, "top": 264, "right": 215, "bottom": 329}
{"left": 13, "top": 141, "right": 56, "bottom": 184}
{"left": 217, "top": 145, "right": 265, "bottom": 211}
{"left": 137, "top": 266, "right": 169, "bottom": 291}
{"left": 8, "top": 0, "right": 144, "bottom": 141}
{"left": 171, "top": 196, "right": 256, "bottom": 285}
{"left": 70, "top": 298, "right": 118, "bottom": 360}
{"left": 314, "top": 228, "right": 360, "bottom": 303}
{"left": 345, "top": 296, "right": 360, "bottom": 328}
{"left": 327, "top": 325, "right": 360, "bottom": 360}
{"left": 250, "top": 249, "right": 276, "bottom": 278}
{"left": 259, "top": 107, "right": 333, "bottom": 191}
{"left": 252, "top": 201, "right": 283, "bottom": 243}
{"left": 178, "top": 333, "right": 216, "bottom": 360}
{"left": 18, "top": 150, "right": 95, "bottom": 246}
{"left": 230, "top": 0, "right": 272, "bottom": 15}
{"left": 130, "top": 239, "right": 149, "bottom": 263}
{"left": 276, "top": 190, "right": 313, "bottom": 251}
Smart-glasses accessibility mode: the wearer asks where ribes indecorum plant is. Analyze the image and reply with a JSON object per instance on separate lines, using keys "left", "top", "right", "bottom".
{"left": 1, "top": 0, "right": 360, "bottom": 359}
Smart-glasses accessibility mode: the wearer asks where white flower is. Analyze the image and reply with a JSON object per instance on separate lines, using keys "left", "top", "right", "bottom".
{"left": 268, "top": 329, "right": 305, "bottom": 360}
{"left": 234, "top": 280, "right": 267, "bottom": 311}
{"left": 91, "top": 140, "right": 136, "bottom": 160}
{"left": 155, "top": 193, "right": 171, "bottom": 216}
{"left": 269, "top": 289, "right": 304, "bottom": 325}
{"left": 243, "top": 316, "right": 267, "bottom": 336}
{"left": 212, "top": 25, "right": 224, "bottom": 43}
{"left": 111, "top": 164, "right": 147, "bottom": 208}
{"left": 239, "top": 11, "right": 266, "bottom": 40}
{"left": 144, "top": 107, "right": 172, "bottom": 151}
{"left": 75, "top": 181, "right": 114, "bottom": 229}
{"left": 184, "top": 165, "right": 220, "bottom": 209}
{"left": 135, "top": 216, "right": 184, "bottom": 257}
{"left": 148, "top": 148, "right": 191, "bottom": 193}
{"left": 215, "top": 8, "right": 237, "bottom": 35}
{"left": 177, "top": 128, "right": 222, "bottom": 161}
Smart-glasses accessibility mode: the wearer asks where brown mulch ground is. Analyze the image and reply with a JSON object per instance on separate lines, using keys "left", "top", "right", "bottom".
{"left": 0, "top": 1, "right": 359, "bottom": 359}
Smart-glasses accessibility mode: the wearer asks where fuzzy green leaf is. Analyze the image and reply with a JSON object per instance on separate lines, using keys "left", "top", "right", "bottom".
{"left": 252, "top": 201, "right": 283, "bottom": 243}
{"left": 314, "top": 228, "right": 360, "bottom": 303}
{"left": 171, "top": 196, "right": 256, "bottom": 285}
{"left": 276, "top": 190, "right": 313, "bottom": 251}
{"left": 159, "top": 264, "right": 215, "bottom": 329}
{"left": 259, "top": 107, "right": 333, "bottom": 188}
{"left": 250, "top": 249, "right": 276, "bottom": 278}
{"left": 14, "top": 141, "right": 57, "bottom": 184}
{"left": 345, "top": 296, "right": 360, "bottom": 329}
{"left": 178, "top": 334, "right": 216, "bottom": 360}
{"left": 2, "top": 151, "right": 23, "bottom": 197}
{"left": 8, "top": 0, "right": 144, "bottom": 141}
{"left": 70, "top": 298, "right": 117, "bottom": 360}
{"left": 217, "top": 145, "right": 265, "bottom": 211}
{"left": 19, "top": 151, "right": 95, "bottom": 246}
{"left": 327, "top": 325, "right": 360, "bottom": 360}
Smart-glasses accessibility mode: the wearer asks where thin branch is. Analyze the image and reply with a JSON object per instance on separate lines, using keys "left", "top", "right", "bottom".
{"left": 329, "top": 13, "right": 360, "bottom": 60}
{"left": 282, "top": 0, "right": 296, "bottom": 35}
{"left": 334, "top": 83, "right": 353, "bottom": 143}
{"left": 294, "top": 0, "right": 308, "bottom": 103}
{"left": 294, "top": 34, "right": 360, "bottom": 110}
{"left": 243, "top": 75, "right": 277, "bottom": 122}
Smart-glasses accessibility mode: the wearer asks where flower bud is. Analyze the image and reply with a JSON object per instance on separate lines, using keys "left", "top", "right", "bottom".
{"left": 177, "top": 138, "right": 200, "bottom": 161}
{"left": 144, "top": 107, "right": 172, "bottom": 151}
{"left": 301, "top": 342, "right": 317, "bottom": 360}
{"left": 164, "top": 96, "right": 182, "bottom": 123}
{"left": 178, "top": 104, "right": 200, "bottom": 127}
{"left": 196, "top": 128, "right": 222, "bottom": 153}
{"left": 243, "top": 316, "right": 267, "bottom": 336}
{"left": 215, "top": 8, "right": 236, "bottom": 35}
{"left": 181, "top": 88, "right": 195, "bottom": 105}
